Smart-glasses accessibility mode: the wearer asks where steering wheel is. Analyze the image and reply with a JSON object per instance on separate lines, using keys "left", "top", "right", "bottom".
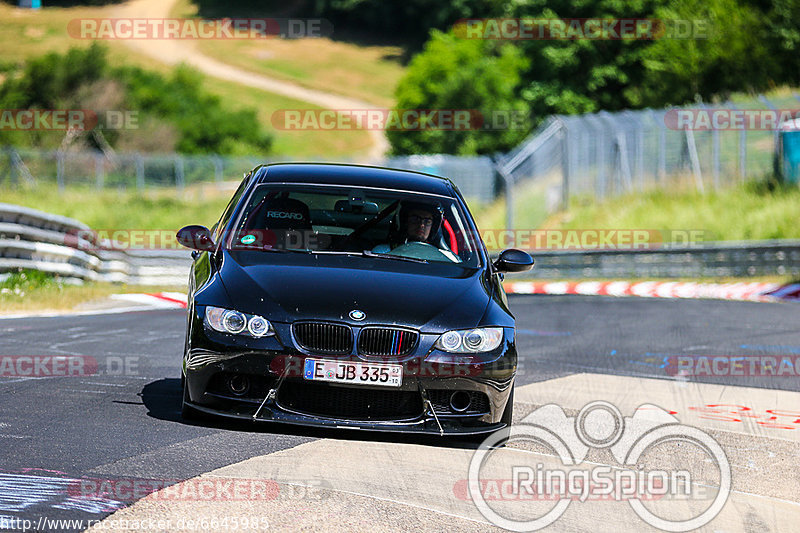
{"left": 389, "top": 241, "right": 454, "bottom": 262}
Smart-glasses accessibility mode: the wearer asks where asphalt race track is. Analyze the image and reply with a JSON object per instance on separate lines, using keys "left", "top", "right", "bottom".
{"left": 0, "top": 295, "right": 798, "bottom": 532}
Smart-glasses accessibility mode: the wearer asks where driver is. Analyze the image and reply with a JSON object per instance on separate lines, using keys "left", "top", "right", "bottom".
{"left": 402, "top": 204, "right": 439, "bottom": 243}
{"left": 372, "top": 201, "right": 457, "bottom": 262}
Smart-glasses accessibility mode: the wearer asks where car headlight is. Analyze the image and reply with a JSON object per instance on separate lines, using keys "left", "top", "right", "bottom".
{"left": 434, "top": 327, "right": 503, "bottom": 353}
{"left": 205, "top": 306, "right": 273, "bottom": 337}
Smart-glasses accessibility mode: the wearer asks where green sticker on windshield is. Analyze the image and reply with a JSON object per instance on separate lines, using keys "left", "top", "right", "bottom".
{"left": 241, "top": 234, "right": 256, "bottom": 244}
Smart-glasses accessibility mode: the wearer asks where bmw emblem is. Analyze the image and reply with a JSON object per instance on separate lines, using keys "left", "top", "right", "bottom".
{"left": 349, "top": 309, "right": 366, "bottom": 321}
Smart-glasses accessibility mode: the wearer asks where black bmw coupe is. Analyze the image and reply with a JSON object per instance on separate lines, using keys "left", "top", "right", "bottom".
{"left": 177, "top": 163, "right": 533, "bottom": 435}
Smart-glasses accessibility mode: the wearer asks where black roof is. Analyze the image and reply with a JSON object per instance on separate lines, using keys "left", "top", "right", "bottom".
{"left": 254, "top": 163, "right": 456, "bottom": 196}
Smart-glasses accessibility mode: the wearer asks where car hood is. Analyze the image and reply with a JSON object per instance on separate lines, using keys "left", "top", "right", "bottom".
{"left": 215, "top": 251, "right": 492, "bottom": 331}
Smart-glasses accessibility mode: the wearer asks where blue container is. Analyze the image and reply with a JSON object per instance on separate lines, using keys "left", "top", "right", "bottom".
{"left": 19, "top": 0, "right": 41, "bottom": 8}
{"left": 781, "top": 130, "right": 800, "bottom": 184}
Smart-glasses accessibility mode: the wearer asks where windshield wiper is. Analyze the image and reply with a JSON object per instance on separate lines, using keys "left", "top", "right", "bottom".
{"left": 361, "top": 250, "right": 428, "bottom": 264}
{"left": 256, "top": 247, "right": 312, "bottom": 254}
{"left": 307, "top": 250, "right": 361, "bottom": 255}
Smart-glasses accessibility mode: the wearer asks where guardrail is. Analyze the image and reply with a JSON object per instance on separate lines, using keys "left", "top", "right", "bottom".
{"left": 0, "top": 203, "right": 190, "bottom": 285}
{"left": 502, "top": 240, "right": 800, "bottom": 279}
{"left": 3, "top": 203, "right": 798, "bottom": 285}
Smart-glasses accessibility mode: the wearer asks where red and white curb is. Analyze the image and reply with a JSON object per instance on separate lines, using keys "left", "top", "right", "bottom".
{"left": 125, "top": 284, "right": 800, "bottom": 308}
{"left": 109, "top": 291, "right": 188, "bottom": 309}
{"left": 503, "top": 281, "right": 800, "bottom": 302}
{"left": 124, "top": 284, "right": 800, "bottom": 308}
{"left": 0, "top": 292, "right": 189, "bottom": 319}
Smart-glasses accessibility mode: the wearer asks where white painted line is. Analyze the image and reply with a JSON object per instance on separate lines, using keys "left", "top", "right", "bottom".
{"left": 0, "top": 305, "right": 173, "bottom": 320}
{"left": 109, "top": 293, "right": 184, "bottom": 308}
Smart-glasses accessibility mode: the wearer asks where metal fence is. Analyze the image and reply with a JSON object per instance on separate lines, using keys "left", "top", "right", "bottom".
{"left": 496, "top": 93, "right": 800, "bottom": 227}
{"left": 3, "top": 92, "right": 798, "bottom": 224}
{"left": 0, "top": 147, "right": 497, "bottom": 204}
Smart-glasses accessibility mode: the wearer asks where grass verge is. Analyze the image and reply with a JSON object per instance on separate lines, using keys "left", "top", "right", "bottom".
{"left": 541, "top": 178, "right": 800, "bottom": 242}
{"left": 2, "top": 186, "right": 233, "bottom": 230}
{"left": 472, "top": 176, "right": 554, "bottom": 232}
{"left": 170, "top": 0, "right": 404, "bottom": 108}
{"left": 0, "top": 270, "right": 184, "bottom": 314}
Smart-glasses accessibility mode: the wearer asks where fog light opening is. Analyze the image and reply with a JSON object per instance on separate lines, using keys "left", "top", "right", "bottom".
{"left": 228, "top": 375, "right": 250, "bottom": 396}
{"left": 449, "top": 391, "right": 472, "bottom": 413}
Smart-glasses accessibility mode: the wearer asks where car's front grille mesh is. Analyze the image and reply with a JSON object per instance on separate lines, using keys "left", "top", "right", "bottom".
{"left": 427, "top": 390, "right": 491, "bottom": 416}
{"left": 278, "top": 381, "right": 423, "bottom": 420}
{"left": 293, "top": 322, "right": 352, "bottom": 354}
{"left": 358, "top": 328, "right": 418, "bottom": 356}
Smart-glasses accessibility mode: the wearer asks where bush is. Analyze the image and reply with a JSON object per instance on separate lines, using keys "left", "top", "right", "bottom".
{"left": 389, "top": 31, "right": 529, "bottom": 155}
{"left": 0, "top": 44, "right": 272, "bottom": 155}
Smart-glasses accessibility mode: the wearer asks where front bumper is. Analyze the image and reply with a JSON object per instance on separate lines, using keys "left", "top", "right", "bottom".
{"left": 183, "top": 324, "right": 517, "bottom": 436}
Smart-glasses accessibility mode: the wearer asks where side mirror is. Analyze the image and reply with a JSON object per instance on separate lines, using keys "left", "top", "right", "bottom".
{"left": 493, "top": 248, "right": 534, "bottom": 273}
{"left": 177, "top": 225, "right": 215, "bottom": 251}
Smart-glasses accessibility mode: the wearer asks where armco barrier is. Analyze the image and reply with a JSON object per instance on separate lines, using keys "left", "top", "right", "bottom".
{"left": 2, "top": 203, "right": 798, "bottom": 285}
{"left": 502, "top": 240, "right": 800, "bottom": 279}
{"left": 0, "top": 203, "right": 190, "bottom": 285}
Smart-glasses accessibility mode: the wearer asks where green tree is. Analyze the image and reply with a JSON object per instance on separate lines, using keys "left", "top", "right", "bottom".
{"left": 389, "top": 31, "right": 529, "bottom": 155}
{"left": 763, "top": 0, "right": 800, "bottom": 87}
{"left": 509, "top": 0, "right": 667, "bottom": 115}
{"left": 639, "top": 0, "right": 775, "bottom": 105}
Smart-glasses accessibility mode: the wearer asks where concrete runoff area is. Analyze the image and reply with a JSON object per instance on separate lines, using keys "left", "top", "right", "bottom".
{"left": 87, "top": 374, "right": 800, "bottom": 532}
{"left": 2, "top": 296, "right": 798, "bottom": 531}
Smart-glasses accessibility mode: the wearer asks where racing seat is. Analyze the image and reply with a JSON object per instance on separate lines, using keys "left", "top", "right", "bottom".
{"left": 255, "top": 197, "right": 313, "bottom": 250}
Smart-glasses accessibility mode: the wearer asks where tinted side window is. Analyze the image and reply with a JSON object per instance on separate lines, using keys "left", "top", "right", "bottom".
{"left": 213, "top": 174, "right": 251, "bottom": 242}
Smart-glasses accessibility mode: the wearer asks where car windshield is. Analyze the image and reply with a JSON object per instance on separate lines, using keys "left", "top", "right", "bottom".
{"left": 227, "top": 183, "right": 482, "bottom": 268}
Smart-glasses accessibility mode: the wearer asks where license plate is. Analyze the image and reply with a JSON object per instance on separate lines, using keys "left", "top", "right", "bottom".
{"left": 303, "top": 358, "right": 403, "bottom": 387}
